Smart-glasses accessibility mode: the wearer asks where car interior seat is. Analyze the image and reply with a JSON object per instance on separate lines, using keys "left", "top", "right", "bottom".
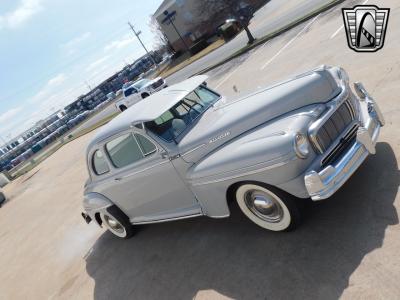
{"left": 171, "top": 118, "right": 186, "bottom": 138}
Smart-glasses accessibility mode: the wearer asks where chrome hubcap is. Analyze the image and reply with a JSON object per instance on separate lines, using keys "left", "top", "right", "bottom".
{"left": 104, "top": 215, "right": 125, "bottom": 234}
{"left": 244, "top": 189, "right": 283, "bottom": 223}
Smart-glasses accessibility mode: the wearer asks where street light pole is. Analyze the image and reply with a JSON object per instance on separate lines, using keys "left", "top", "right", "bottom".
{"left": 128, "top": 22, "right": 158, "bottom": 68}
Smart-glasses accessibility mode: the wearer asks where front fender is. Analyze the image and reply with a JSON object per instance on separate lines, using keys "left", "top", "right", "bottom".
{"left": 187, "top": 113, "right": 317, "bottom": 186}
{"left": 186, "top": 113, "right": 319, "bottom": 217}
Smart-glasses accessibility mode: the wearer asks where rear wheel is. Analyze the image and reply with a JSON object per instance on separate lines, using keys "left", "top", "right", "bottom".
{"left": 235, "top": 183, "right": 302, "bottom": 232}
{"left": 141, "top": 93, "right": 150, "bottom": 99}
{"left": 119, "top": 105, "right": 127, "bottom": 112}
{"left": 100, "top": 206, "right": 135, "bottom": 239}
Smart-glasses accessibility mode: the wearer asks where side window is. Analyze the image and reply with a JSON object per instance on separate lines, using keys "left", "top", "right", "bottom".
{"left": 92, "top": 150, "right": 110, "bottom": 175}
{"left": 106, "top": 134, "right": 143, "bottom": 168}
{"left": 135, "top": 134, "right": 157, "bottom": 156}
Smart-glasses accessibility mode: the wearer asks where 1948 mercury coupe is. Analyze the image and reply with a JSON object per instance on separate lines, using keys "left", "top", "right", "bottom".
{"left": 82, "top": 66, "right": 384, "bottom": 239}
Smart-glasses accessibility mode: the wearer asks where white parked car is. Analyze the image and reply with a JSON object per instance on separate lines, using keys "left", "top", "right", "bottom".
{"left": 115, "top": 77, "right": 167, "bottom": 112}
{"left": 106, "top": 92, "right": 116, "bottom": 101}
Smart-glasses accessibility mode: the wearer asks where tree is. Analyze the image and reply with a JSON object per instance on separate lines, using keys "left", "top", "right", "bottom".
{"left": 148, "top": 15, "right": 175, "bottom": 54}
{"left": 195, "top": 0, "right": 255, "bottom": 44}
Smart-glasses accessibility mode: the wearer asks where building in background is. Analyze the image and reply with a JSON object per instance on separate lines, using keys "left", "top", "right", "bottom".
{"left": 153, "top": 0, "right": 269, "bottom": 52}
{"left": 0, "top": 51, "right": 160, "bottom": 173}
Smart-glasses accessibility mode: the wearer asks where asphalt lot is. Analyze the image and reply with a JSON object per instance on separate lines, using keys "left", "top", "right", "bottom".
{"left": 1, "top": 0, "right": 400, "bottom": 299}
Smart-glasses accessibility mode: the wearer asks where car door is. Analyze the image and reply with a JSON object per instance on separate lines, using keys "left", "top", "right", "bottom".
{"left": 98, "top": 131, "right": 201, "bottom": 223}
{"left": 127, "top": 90, "right": 140, "bottom": 107}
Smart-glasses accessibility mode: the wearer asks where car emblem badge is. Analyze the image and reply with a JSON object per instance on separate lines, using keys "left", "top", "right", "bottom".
{"left": 342, "top": 5, "right": 390, "bottom": 52}
{"left": 209, "top": 131, "right": 231, "bottom": 144}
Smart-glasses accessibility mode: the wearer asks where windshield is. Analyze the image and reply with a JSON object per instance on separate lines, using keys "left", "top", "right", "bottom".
{"left": 123, "top": 86, "right": 137, "bottom": 97}
{"left": 133, "top": 79, "right": 151, "bottom": 90}
{"left": 145, "top": 86, "right": 220, "bottom": 142}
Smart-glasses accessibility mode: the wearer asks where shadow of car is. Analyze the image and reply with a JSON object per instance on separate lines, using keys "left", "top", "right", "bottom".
{"left": 85, "top": 142, "right": 399, "bottom": 299}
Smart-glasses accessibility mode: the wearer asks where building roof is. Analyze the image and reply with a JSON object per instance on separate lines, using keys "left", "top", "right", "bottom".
{"left": 89, "top": 75, "right": 208, "bottom": 148}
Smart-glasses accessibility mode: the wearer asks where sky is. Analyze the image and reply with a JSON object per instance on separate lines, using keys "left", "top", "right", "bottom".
{"left": 0, "top": 0, "right": 162, "bottom": 142}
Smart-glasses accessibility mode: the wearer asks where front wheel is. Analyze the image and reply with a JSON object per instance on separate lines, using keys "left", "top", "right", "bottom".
{"left": 235, "top": 183, "right": 302, "bottom": 232}
{"left": 100, "top": 206, "right": 135, "bottom": 239}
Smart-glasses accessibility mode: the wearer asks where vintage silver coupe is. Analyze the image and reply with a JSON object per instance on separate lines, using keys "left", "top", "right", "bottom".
{"left": 82, "top": 66, "right": 384, "bottom": 238}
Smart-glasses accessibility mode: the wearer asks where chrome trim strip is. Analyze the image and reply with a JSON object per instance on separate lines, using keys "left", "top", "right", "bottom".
{"left": 181, "top": 143, "right": 207, "bottom": 157}
{"left": 344, "top": 100, "right": 355, "bottom": 120}
{"left": 191, "top": 154, "right": 297, "bottom": 186}
{"left": 131, "top": 212, "right": 203, "bottom": 224}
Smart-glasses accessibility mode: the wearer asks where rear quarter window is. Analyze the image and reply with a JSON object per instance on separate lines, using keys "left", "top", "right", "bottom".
{"left": 106, "top": 133, "right": 143, "bottom": 168}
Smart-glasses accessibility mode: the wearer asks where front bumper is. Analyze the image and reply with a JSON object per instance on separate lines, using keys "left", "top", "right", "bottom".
{"left": 305, "top": 83, "right": 384, "bottom": 201}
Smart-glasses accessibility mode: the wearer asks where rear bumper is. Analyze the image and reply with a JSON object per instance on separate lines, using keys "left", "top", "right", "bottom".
{"left": 305, "top": 84, "right": 384, "bottom": 201}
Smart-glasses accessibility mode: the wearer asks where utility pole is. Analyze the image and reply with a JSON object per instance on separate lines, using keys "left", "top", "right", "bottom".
{"left": 128, "top": 22, "right": 158, "bottom": 68}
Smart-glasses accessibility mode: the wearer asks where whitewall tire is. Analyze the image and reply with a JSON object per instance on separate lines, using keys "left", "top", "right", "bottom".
{"left": 100, "top": 206, "right": 135, "bottom": 239}
{"left": 235, "top": 183, "right": 302, "bottom": 232}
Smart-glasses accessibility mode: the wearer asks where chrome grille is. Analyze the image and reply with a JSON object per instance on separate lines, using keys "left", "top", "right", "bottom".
{"left": 321, "top": 124, "right": 358, "bottom": 168}
{"left": 314, "top": 100, "right": 356, "bottom": 153}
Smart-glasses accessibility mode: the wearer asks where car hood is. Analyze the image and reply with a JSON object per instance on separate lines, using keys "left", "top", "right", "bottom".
{"left": 179, "top": 68, "right": 341, "bottom": 162}
{"left": 141, "top": 82, "right": 154, "bottom": 89}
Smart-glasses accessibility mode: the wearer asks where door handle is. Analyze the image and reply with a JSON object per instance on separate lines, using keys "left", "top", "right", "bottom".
{"left": 114, "top": 177, "right": 123, "bottom": 181}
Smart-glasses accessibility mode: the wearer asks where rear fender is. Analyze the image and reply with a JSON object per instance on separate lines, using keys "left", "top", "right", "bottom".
{"left": 83, "top": 193, "right": 114, "bottom": 225}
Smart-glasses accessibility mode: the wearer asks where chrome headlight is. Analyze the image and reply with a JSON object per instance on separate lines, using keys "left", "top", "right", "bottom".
{"left": 294, "top": 133, "right": 310, "bottom": 159}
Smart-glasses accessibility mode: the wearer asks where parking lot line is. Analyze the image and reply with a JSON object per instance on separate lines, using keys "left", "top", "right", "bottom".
{"left": 260, "top": 14, "right": 320, "bottom": 70}
{"left": 330, "top": 0, "right": 369, "bottom": 39}
{"left": 330, "top": 25, "right": 344, "bottom": 39}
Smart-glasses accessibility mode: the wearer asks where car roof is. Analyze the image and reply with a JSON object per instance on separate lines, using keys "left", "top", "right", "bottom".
{"left": 88, "top": 75, "right": 208, "bottom": 149}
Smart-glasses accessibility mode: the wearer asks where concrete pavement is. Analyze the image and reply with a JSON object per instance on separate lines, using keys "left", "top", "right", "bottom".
{"left": 166, "top": 0, "right": 339, "bottom": 84}
{"left": 1, "top": 0, "right": 399, "bottom": 299}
